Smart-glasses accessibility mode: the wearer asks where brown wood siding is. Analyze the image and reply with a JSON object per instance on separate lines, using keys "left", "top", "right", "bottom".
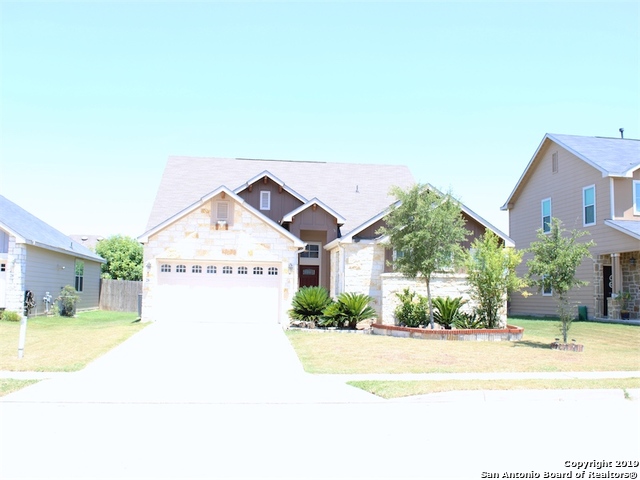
{"left": 237, "top": 178, "right": 303, "bottom": 224}
{"left": 24, "top": 246, "right": 101, "bottom": 313}
{"left": 508, "top": 141, "right": 640, "bottom": 317}
{"left": 355, "top": 219, "right": 386, "bottom": 240}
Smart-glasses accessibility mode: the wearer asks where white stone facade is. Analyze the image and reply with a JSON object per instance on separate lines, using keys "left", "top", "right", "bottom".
{"left": 142, "top": 199, "right": 301, "bottom": 323}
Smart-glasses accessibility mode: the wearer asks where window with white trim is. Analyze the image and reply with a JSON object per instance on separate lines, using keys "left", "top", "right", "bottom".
{"left": 300, "top": 244, "right": 320, "bottom": 258}
{"left": 541, "top": 198, "right": 552, "bottom": 233}
{"left": 542, "top": 275, "right": 553, "bottom": 296}
{"left": 0, "top": 263, "right": 5, "bottom": 272}
{"left": 583, "top": 185, "right": 596, "bottom": 226}
{"left": 213, "top": 200, "right": 233, "bottom": 228}
{"left": 206, "top": 265, "right": 216, "bottom": 274}
{"left": 253, "top": 266, "right": 263, "bottom": 275}
{"left": 268, "top": 267, "right": 278, "bottom": 275}
{"left": 238, "top": 266, "right": 248, "bottom": 275}
{"left": 260, "top": 191, "right": 271, "bottom": 211}
{"left": 634, "top": 181, "right": 640, "bottom": 215}
{"left": 176, "top": 265, "right": 186, "bottom": 273}
{"left": 74, "top": 260, "right": 84, "bottom": 292}
{"left": 222, "top": 266, "right": 232, "bottom": 274}
{"left": 192, "top": 265, "right": 202, "bottom": 274}
{"left": 160, "top": 264, "right": 171, "bottom": 273}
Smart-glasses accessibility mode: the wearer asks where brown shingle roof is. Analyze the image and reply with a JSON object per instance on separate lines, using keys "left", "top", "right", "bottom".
{"left": 145, "top": 157, "right": 415, "bottom": 235}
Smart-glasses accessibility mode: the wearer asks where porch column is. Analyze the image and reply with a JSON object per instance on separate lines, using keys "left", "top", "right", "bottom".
{"left": 612, "top": 253, "right": 622, "bottom": 295}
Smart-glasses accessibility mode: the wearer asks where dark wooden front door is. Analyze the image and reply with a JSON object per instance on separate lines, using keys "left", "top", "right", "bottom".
{"left": 603, "top": 265, "right": 612, "bottom": 317}
{"left": 299, "top": 265, "right": 320, "bottom": 288}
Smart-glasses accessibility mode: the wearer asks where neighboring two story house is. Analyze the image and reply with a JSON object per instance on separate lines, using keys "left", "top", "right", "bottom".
{"left": 139, "top": 156, "right": 511, "bottom": 324}
{"left": 502, "top": 133, "right": 640, "bottom": 319}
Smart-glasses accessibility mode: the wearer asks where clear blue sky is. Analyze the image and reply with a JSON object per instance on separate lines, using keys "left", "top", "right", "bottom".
{"left": 1, "top": 1, "right": 638, "bottom": 238}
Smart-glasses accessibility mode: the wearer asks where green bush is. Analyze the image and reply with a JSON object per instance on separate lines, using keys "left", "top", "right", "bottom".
{"left": 57, "top": 285, "right": 79, "bottom": 317}
{"left": 289, "top": 286, "right": 333, "bottom": 324}
{"left": 454, "top": 311, "right": 485, "bottom": 329}
{"left": 393, "top": 288, "right": 428, "bottom": 327}
{"left": 321, "top": 292, "right": 377, "bottom": 329}
{"left": 432, "top": 296, "right": 467, "bottom": 328}
{"left": 0, "top": 310, "right": 21, "bottom": 322}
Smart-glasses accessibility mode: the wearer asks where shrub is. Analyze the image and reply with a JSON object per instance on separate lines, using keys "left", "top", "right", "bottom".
{"left": 454, "top": 312, "right": 485, "bottom": 329}
{"left": 321, "top": 292, "right": 377, "bottom": 329}
{"left": 432, "top": 296, "right": 466, "bottom": 328}
{"left": 289, "top": 286, "right": 333, "bottom": 324}
{"left": 393, "top": 288, "right": 428, "bottom": 327}
{"left": 0, "top": 310, "right": 21, "bottom": 322}
{"left": 57, "top": 285, "right": 79, "bottom": 317}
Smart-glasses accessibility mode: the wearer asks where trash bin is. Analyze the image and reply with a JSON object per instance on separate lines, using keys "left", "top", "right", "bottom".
{"left": 577, "top": 305, "right": 587, "bottom": 321}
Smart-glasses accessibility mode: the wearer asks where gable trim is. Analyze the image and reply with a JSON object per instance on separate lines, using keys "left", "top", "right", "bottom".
{"left": 282, "top": 198, "right": 346, "bottom": 225}
{"left": 233, "top": 170, "right": 307, "bottom": 204}
{"left": 138, "top": 185, "right": 305, "bottom": 247}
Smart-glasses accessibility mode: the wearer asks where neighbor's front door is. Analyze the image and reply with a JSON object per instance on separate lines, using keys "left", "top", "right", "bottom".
{"left": 299, "top": 265, "right": 319, "bottom": 288}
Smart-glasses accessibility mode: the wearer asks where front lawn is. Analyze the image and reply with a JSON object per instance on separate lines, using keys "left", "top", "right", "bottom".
{"left": 285, "top": 318, "right": 640, "bottom": 374}
{"left": 0, "top": 310, "right": 146, "bottom": 372}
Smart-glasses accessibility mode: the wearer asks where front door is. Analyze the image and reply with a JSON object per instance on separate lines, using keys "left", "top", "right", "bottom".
{"left": 603, "top": 265, "right": 612, "bottom": 317}
{"left": 299, "top": 265, "right": 319, "bottom": 288}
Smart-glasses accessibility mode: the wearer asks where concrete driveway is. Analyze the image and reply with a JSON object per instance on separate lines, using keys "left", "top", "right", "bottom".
{"left": 1, "top": 320, "right": 639, "bottom": 480}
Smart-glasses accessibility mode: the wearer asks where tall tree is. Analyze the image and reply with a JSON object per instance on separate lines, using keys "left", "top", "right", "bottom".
{"left": 465, "top": 231, "right": 524, "bottom": 328}
{"left": 525, "top": 218, "right": 595, "bottom": 343}
{"left": 95, "top": 235, "right": 143, "bottom": 281}
{"left": 378, "top": 184, "right": 469, "bottom": 329}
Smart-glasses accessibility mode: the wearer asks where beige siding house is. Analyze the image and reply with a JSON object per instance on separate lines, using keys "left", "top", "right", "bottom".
{"left": 0, "top": 195, "right": 105, "bottom": 316}
{"left": 139, "top": 157, "right": 512, "bottom": 325}
{"left": 502, "top": 133, "right": 640, "bottom": 319}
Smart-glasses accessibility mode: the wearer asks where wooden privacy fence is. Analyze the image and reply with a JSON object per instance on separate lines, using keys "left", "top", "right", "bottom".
{"left": 99, "top": 279, "right": 142, "bottom": 313}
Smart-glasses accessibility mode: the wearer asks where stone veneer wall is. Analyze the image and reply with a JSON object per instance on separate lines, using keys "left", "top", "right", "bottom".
{"left": 341, "top": 242, "right": 386, "bottom": 314}
{"left": 4, "top": 238, "right": 26, "bottom": 314}
{"left": 142, "top": 200, "right": 300, "bottom": 323}
{"left": 595, "top": 252, "right": 639, "bottom": 319}
{"left": 380, "top": 272, "right": 507, "bottom": 327}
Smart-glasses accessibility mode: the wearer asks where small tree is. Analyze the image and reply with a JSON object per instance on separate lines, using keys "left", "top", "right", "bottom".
{"left": 378, "top": 184, "right": 469, "bottom": 329}
{"left": 525, "top": 218, "right": 595, "bottom": 343}
{"left": 465, "top": 231, "right": 524, "bottom": 328}
{"left": 95, "top": 235, "right": 143, "bottom": 281}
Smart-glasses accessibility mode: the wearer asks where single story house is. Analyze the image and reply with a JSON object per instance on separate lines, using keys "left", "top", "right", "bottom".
{"left": 139, "top": 156, "right": 512, "bottom": 325}
{"left": 0, "top": 195, "right": 105, "bottom": 316}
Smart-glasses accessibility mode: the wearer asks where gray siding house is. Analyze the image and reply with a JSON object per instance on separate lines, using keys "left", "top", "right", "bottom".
{"left": 0, "top": 195, "right": 105, "bottom": 316}
{"left": 139, "top": 157, "right": 512, "bottom": 324}
{"left": 502, "top": 133, "right": 640, "bottom": 319}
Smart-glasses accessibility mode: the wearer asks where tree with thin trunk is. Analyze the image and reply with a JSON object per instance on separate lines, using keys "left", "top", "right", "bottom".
{"left": 525, "top": 218, "right": 595, "bottom": 343}
{"left": 378, "top": 184, "right": 470, "bottom": 329}
{"left": 465, "top": 231, "right": 524, "bottom": 328}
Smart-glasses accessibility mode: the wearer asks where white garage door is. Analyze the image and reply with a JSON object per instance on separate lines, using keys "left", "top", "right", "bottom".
{"left": 154, "top": 261, "right": 281, "bottom": 323}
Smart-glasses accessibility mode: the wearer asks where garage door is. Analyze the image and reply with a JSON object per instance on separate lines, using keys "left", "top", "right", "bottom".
{"left": 154, "top": 261, "right": 281, "bottom": 323}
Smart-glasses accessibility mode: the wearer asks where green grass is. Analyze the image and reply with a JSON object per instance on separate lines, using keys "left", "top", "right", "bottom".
{"left": 348, "top": 378, "right": 640, "bottom": 399}
{"left": 0, "top": 310, "right": 146, "bottom": 372}
{"left": 285, "top": 318, "right": 640, "bottom": 374}
{"left": 0, "top": 379, "right": 39, "bottom": 397}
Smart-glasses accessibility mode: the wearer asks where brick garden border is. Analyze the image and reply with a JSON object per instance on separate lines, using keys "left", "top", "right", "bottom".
{"left": 371, "top": 323, "right": 524, "bottom": 341}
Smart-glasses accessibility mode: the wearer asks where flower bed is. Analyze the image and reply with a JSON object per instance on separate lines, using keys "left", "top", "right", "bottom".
{"left": 371, "top": 323, "right": 524, "bottom": 341}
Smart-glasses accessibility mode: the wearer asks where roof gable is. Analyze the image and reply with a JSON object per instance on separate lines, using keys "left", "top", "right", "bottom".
{"left": 502, "top": 133, "right": 640, "bottom": 210}
{"left": 0, "top": 195, "right": 104, "bottom": 262}
{"left": 145, "top": 157, "right": 415, "bottom": 235}
{"left": 282, "top": 198, "right": 346, "bottom": 225}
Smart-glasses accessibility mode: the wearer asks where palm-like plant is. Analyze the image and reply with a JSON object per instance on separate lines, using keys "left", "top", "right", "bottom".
{"left": 324, "top": 292, "right": 378, "bottom": 329}
{"left": 289, "top": 286, "right": 333, "bottom": 323}
{"left": 432, "top": 296, "right": 466, "bottom": 329}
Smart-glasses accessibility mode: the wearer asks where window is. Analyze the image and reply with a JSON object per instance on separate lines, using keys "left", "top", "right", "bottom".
{"left": 300, "top": 244, "right": 320, "bottom": 258}
{"left": 1, "top": 263, "right": 5, "bottom": 272}
{"left": 192, "top": 265, "right": 202, "bottom": 274}
{"left": 214, "top": 200, "right": 232, "bottom": 228}
{"left": 583, "top": 185, "right": 595, "bottom": 226}
{"left": 552, "top": 152, "right": 558, "bottom": 173}
{"left": 160, "top": 264, "right": 171, "bottom": 273}
{"left": 260, "top": 191, "right": 271, "bottom": 211}
{"left": 238, "top": 266, "right": 248, "bottom": 275}
{"left": 74, "top": 260, "right": 84, "bottom": 292}
{"left": 268, "top": 267, "right": 278, "bottom": 276}
{"left": 634, "top": 181, "right": 640, "bottom": 215}
{"left": 207, "top": 265, "right": 216, "bottom": 274}
{"left": 217, "top": 201, "right": 229, "bottom": 220}
{"left": 176, "top": 264, "right": 186, "bottom": 273}
{"left": 542, "top": 276, "right": 553, "bottom": 296}
{"left": 541, "top": 198, "right": 552, "bottom": 233}
{"left": 253, "top": 266, "right": 263, "bottom": 275}
{"left": 223, "top": 266, "right": 232, "bottom": 274}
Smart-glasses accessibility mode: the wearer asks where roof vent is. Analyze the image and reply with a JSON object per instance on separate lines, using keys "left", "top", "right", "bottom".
{"left": 619, "top": 127, "right": 624, "bottom": 139}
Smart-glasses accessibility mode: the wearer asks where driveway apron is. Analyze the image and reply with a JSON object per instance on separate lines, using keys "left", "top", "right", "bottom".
{"left": 3, "top": 319, "right": 379, "bottom": 405}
